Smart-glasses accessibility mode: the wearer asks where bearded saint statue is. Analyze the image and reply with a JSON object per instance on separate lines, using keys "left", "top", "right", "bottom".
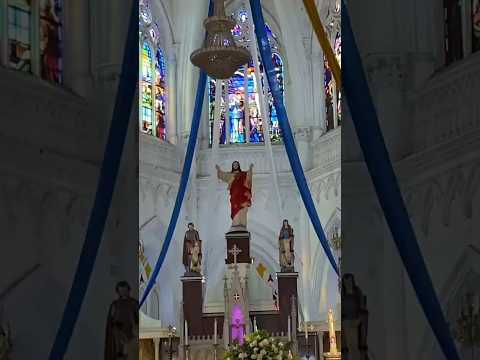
{"left": 216, "top": 161, "right": 253, "bottom": 230}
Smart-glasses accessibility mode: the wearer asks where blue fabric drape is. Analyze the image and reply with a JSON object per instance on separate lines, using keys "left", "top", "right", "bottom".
{"left": 341, "top": 2, "right": 459, "bottom": 359}
{"left": 139, "top": 0, "right": 214, "bottom": 307}
{"left": 49, "top": 4, "right": 139, "bottom": 359}
{"left": 249, "top": 0, "right": 339, "bottom": 276}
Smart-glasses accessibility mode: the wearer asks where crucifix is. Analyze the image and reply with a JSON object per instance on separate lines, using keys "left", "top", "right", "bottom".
{"left": 228, "top": 244, "right": 242, "bottom": 264}
{"left": 233, "top": 292, "right": 241, "bottom": 302}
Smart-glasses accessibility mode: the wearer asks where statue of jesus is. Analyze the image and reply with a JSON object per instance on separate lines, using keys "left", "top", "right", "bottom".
{"left": 216, "top": 161, "right": 253, "bottom": 229}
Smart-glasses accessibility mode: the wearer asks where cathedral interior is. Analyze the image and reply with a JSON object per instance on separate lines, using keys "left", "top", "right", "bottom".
{"left": 0, "top": 0, "right": 479, "bottom": 359}
{"left": 138, "top": 0, "right": 341, "bottom": 359}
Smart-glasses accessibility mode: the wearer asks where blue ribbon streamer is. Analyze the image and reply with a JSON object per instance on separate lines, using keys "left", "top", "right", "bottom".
{"left": 48, "top": 4, "right": 139, "bottom": 359}
{"left": 341, "top": 2, "right": 459, "bottom": 359}
{"left": 249, "top": 0, "right": 339, "bottom": 276}
{"left": 140, "top": 0, "right": 214, "bottom": 307}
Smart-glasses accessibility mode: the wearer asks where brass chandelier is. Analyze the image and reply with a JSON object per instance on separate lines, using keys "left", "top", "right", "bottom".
{"left": 190, "top": 0, "right": 251, "bottom": 79}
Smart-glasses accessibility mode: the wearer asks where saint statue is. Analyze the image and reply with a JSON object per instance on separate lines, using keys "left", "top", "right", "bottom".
{"left": 279, "top": 219, "right": 294, "bottom": 271}
{"left": 182, "top": 223, "right": 202, "bottom": 274}
{"left": 341, "top": 273, "right": 369, "bottom": 360}
{"left": 216, "top": 161, "right": 253, "bottom": 230}
{"left": 105, "top": 281, "right": 139, "bottom": 360}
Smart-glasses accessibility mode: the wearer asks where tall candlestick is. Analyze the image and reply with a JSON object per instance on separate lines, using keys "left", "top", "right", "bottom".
{"left": 214, "top": 318, "right": 218, "bottom": 344}
{"left": 288, "top": 316, "right": 292, "bottom": 341}
{"left": 185, "top": 320, "right": 189, "bottom": 346}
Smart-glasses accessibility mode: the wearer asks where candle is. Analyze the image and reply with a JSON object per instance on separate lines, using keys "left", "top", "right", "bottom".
{"left": 304, "top": 322, "right": 308, "bottom": 341}
{"left": 254, "top": 317, "right": 258, "bottom": 332}
{"left": 185, "top": 320, "right": 189, "bottom": 346}
{"left": 287, "top": 316, "right": 292, "bottom": 341}
{"left": 214, "top": 318, "right": 218, "bottom": 344}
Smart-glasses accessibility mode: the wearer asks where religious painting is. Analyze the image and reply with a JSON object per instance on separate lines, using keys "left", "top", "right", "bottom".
{"left": 39, "top": 0, "right": 63, "bottom": 84}
{"left": 7, "top": 0, "right": 32, "bottom": 73}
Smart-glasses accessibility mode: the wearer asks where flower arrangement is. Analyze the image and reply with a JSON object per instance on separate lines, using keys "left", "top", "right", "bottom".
{"left": 224, "top": 330, "right": 298, "bottom": 360}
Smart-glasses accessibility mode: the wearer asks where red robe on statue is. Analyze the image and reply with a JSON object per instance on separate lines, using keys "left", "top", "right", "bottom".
{"left": 229, "top": 171, "right": 252, "bottom": 220}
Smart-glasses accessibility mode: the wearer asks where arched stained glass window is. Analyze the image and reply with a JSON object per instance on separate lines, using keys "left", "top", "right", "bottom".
{"left": 8, "top": 0, "right": 32, "bottom": 73}
{"left": 139, "top": 0, "right": 168, "bottom": 140}
{"left": 6, "top": 0, "right": 63, "bottom": 83}
{"left": 40, "top": 0, "right": 63, "bottom": 84}
{"left": 155, "top": 48, "right": 167, "bottom": 140}
{"left": 209, "top": 8, "right": 285, "bottom": 145}
{"left": 325, "top": 31, "right": 341, "bottom": 131}
{"left": 334, "top": 32, "right": 341, "bottom": 126}
{"left": 141, "top": 42, "right": 154, "bottom": 135}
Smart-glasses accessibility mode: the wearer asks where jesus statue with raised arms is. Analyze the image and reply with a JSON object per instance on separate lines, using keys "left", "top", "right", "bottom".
{"left": 216, "top": 161, "right": 253, "bottom": 230}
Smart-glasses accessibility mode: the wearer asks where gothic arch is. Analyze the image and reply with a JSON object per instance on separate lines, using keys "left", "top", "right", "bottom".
{"left": 418, "top": 244, "right": 480, "bottom": 359}
{"left": 151, "top": 0, "right": 175, "bottom": 56}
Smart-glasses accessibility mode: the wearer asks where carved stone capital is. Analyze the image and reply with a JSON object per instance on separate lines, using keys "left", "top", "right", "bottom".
{"left": 294, "top": 127, "right": 313, "bottom": 142}
{"left": 364, "top": 53, "right": 407, "bottom": 90}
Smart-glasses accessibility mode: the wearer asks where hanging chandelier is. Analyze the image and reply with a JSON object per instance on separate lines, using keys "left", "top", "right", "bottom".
{"left": 190, "top": 0, "right": 251, "bottom": 79}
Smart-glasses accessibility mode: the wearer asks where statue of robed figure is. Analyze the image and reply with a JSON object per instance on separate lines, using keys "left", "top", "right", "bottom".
{"left": 182, "top": 223, "right": 202, "bottom": 274}
{"left": 341, "top": 273, "right": 369, "bottom": 360}
{"left": 105, "top": 281, "right": 138, "bottom": 360}
{"left": 216, "top": 161, "right": 253, "bottom": 230}
{"left": 279, "top": 219, "right": 295, "bottom": 271}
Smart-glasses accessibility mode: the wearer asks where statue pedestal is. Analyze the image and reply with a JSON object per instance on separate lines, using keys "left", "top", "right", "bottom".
{"left": 225, "top": 230, "right": 251, "bottom": 264}
{"left": 277, "top": 272, "right": 298, "bottom": 332}
{"left": 181, "top": 275, "right": 204, "bottom": 336}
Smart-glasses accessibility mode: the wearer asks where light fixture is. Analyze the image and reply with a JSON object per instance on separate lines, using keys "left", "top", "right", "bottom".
{"left": 191, "top": 0, "right": 251, "bottom": 79}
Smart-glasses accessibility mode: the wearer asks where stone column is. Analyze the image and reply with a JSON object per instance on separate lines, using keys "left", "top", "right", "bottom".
{"left": 91, "top": 0, "right": 133, "bottom": 91}
{"left": 153, "top": 337, "right": 160, "bottom": 360}
{"left": 167, "top": 54, "right": 178, "bottom": 145}
{"left": 63, "top": 0, "right": 92, "bottom": 97}
{"left": 312, "top": 52, "right": 326, "bottom": 137}
{"left": 364, "top": 54, "right": 408, "bottom": 161}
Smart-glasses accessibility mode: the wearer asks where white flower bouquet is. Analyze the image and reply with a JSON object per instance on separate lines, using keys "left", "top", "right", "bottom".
{"left": 224, "top": 330, "right": 297, "bottom": 360}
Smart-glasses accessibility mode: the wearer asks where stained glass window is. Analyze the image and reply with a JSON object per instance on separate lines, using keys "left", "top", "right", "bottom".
{"left": 209, "top": 9, "right": 285, "bottom": 145}
{"left": 40, "top": 0, "right": 63, "bottom": 84}
{"left": 334, "top": 32, "right": 341, "bottom": 126}
{"left": 154, "top": 48, "right": 167, "bottom": 140}
{"left": 8, "top": 0, "right": 31, "bottom": 73}
{"left": 473, "top": 0, "right": 480, "bottom": 52}
{"left": 141, "top": 42, "right": 154, "bottom": 135}
{"left": 324, "top": 58, "right": 334, "bottom": 131}
{"left": 325, "top": 31, "right": 341, "bottom": 131}
{"left": 208, "top": 78, "right": 226, "bottom": 144}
